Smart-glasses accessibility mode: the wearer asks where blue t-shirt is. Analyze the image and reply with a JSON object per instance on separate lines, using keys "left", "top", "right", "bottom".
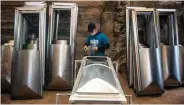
{"left": 85, "top": 32, "right": 109, "bottom": 56}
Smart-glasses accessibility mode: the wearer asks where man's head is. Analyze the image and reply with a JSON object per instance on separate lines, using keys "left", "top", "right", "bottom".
{"left": 88, "top": 23, "right": 98, "bottom": 36}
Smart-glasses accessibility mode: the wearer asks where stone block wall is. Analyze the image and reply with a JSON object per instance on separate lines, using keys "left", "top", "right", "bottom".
{"left": 1, "top": 1, "right": 184, "bottom": 73}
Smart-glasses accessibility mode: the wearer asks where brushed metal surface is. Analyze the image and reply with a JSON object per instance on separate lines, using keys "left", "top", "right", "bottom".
{"left": 134, "top": 47, "right": 164, "bottom": 95}
{"left": 149, "top": 48, "right": 164, "bottom": 93}
{"left": 12, "top": 50, "right": 42, "bottom": 99}
{"left": 128, "top": 18, "right": 134, "bottom": 88}
{"left": 139, "top": 47, "right": 152, "bottom": 90}
{"left": 161, "top": 45, "right": 182, "bottom": 87}
{"left": 47, "top": 42, "right": 72, "bottom": 89}
{"left": 69, "top": 56, "right": 127, "bottom": 104}
{"left": 160, "top": 44, "right": 169, "bottom": 81}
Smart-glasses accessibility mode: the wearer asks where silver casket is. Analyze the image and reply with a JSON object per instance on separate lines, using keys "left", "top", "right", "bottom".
{"left": 126, "top": 8, "right": 164, "bottom": 95}
{"left": 11, "top": 2, "right": 46, "bottom": 99}
{"left": 45, "top": 3, "right": 78, "bottom": 89}
{"left": 156, "top": 9, "right": 183, "bottom": 87}
{"left": 69, "top": 56, "right": 127, "bottom": 104}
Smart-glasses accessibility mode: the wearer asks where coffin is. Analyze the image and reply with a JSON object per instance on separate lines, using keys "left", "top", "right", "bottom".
{"left": 69, "top": 56, "right": 127, "bottom": 104}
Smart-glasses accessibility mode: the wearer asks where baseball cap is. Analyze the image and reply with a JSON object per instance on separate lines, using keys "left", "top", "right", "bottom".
{"left": 88, "top": 23, "right": 96, "bottom": 33}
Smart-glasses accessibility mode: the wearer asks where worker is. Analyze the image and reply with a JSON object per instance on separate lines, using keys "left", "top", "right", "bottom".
{"left": 83, "top": 23, "right": 110, "bottom": 56}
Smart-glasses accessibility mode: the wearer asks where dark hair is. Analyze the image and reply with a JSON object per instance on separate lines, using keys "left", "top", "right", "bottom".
{"left": 88, "top": 22, "right": 96, "bottom": 33}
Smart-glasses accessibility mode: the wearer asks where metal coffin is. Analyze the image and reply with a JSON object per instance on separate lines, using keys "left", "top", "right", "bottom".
{"left": 131, "top": 8, "right": 164, "bottom": 95}
{"left": 11, "top": 2, "right": 46, "bottom": 99}
{"left": 126, "top": 7, "right": 146, "bottom": 88}
{"left": 45, "top": 3, "right": 78, "bottom": 89}
{"left": 157, "top": 9, "right": 183, "bottom": 87}
{"left": 69, "top": 56, "right": 127, "bottom": 104}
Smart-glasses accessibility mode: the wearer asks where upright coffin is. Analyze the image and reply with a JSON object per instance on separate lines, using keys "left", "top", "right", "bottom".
{"left": 126, "top": 7, "right": 146, "bottom": 88}
{"left": 156, "top": 9, "right": 183, "bottom": 87}
{"left": 11, "top": 2, "right": 46, "bottom": 99}
{"left": 129, "top": 8, "right": 164, "bottom": 95}
{"left": 69, "top": 56, "right": 127, "bottom": 104}
{"left": 45, "top": 3, "right": 78, "bottom": 89}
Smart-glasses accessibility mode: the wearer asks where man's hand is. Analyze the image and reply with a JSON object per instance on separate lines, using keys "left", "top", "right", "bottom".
{"left": 92, "top": 46, "right": 98, "bottom": 51}
{"left": 83, "top": 45, "right": 89, "bottom": 51}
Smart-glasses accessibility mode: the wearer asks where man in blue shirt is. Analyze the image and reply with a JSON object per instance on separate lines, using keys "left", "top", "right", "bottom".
{"left": 83, "top": 23, "right": 110, "bottom": 56}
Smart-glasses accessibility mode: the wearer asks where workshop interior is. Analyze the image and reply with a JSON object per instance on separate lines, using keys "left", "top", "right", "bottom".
{"left": 1, "top": 1, "right": 184, "bottom": 104}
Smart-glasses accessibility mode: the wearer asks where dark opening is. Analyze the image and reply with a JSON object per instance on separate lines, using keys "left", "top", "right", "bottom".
{"left": 137, "top": 12, "right": 156, "bottom": 47}
{"left": 159, "top": 13, "right": 176, "bottom": 45}
{"left": 53, "top": 9, "right": 71, "bottom": 44}
{"left": 21, "top": 13, "right": 39, "bottom": 49}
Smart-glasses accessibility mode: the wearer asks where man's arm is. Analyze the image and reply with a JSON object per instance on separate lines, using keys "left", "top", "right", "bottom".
{"left": 83, "top": 36, "right": 91, "bottom": 51}
{"left": 98, "top": 33, "right": 110, "bottom": 51}
{"left": 98, "top": 43, "right": 110, "bottom": 50}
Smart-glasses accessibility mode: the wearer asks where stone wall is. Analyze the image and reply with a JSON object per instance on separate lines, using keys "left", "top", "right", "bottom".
{"left": 1, "top": 1, "right": 184, "bottom": 73}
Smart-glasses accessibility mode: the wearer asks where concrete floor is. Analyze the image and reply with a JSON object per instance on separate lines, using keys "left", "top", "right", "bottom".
{"left": 1, "top": 73, "right": 184, "bottom": 104}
